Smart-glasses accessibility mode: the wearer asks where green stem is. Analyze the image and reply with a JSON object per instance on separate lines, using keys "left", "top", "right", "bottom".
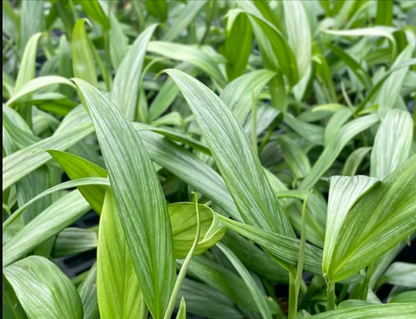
{"left": 163, "top": 192, "right": 201, "bottom": 319}
{"left": 258, "top": 126, "right": 273, "bottom": 155}
{"left": 288, "top": 271, "right": 298, "bottom": 319}
{"left": 325, "top": 279, "right": 336, "bottom": 311}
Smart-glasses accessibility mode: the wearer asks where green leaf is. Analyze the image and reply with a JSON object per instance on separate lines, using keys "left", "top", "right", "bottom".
{"left": 148, "top": 63, "right": 197, "bottom": 122}
{"left": 177, "top": 278, "right": 242, "bottom": 319}
{"left": 79, "top": 0, "right": 110, "bottom": 30}
{"left": 284, "top": 113, "right": 325, "bottom": 146}
{"left": 217, "top": 243, "right": 273, "bottom": 319}
{"left": 175, "top": 298, "right": 186, "bottom": 319}
{"left": 4, "top": 256, "right": 83, "bottom": 319}
{"left": 220, "top": 69, "right": 276, "bottom": 125}
{"left": 73, "top": 78, "right": 175, "bottom": 319}
{"left": 48, "top": 150, "right": 107, "bottom": 213}
{"left": 52, "top": 228, "right": 97, "bottom": 258}
{"left": 72, "top": 19, "right": 97, "bottom": 86}
{"left": 146, "top": 0, "right": 168, "bottom": 21}
{"left": 148, "top": 42, "right": 227, "bottom": 87}
{"left": 376, "top": 0, "right": 393, "bottom": 26}
{"left": 370, "top": 110, "right": 413, "bottom": 180}
{"left": 377, "top": 262, "right": 416, "bottom": 289}
{"left": 310, "top": 303, "right": 416, "bottom": 318}
{"left": 97, "top": 190, "right": 143, "bottom": 319}
{"left": 374, "top": 46, "right": 412, "bottom": 117}
{"left": 300, "top": 114, "right": 379, "bottom": 191}
{"left": 2, "top": 122, "right": 93, "bottom": 190}
{"left": 324, "top": 27, "right": 397, "bottom": 57}
{"left": 7, "top": 76, "right": 75, "bottom": 106}
{"left": 134, "top": 123, "right": 211, "bottom": 155}
{"left": 15, "top": 33, "right": 42, "bottom": 93}
{"left": 3, "top": 177, "right": 109, "bottom": 230}
{"left": 322, "top": 176, "right": 379, "bottom": 277}
{"left": 168, "top": 203, "right": 225, "bottom": 259}
{"left": 111, "top": 24, "right": 157, "bottom": 121}
{"left": 224, "top": 11, "right": 252, "bottom": 81}
{"left": 108, "top": 13, "right": 128, "bottom": 71}
{"left": 326, "top": 43, "right": 372, "bottom": 90}
{"left": 217, "top": 216, "right": 323, "bottom": 276}
{"left": 341, "top": 147, "right": 372, "bottom": 176}
{"left": 166, "top": 69, "right": 293, "bottom": 238}
{"left": 278, "top": 135, "right": 311, "bottom": 179}
{"left": 186, "top": 255, "right": 280, "bottom": 315}
{"left": 138, "top": 130, "right": 242, "bottom": 221}
{"left": 2, "top": 274, "right": 27, "bottom": 319}
{"left": 327, "top": 156, "right": 416, "bottom": 282}
{"left": 390, "top": 291, "right": 416, "bottom": 304}
{"left": 3, "top": 190, "right": 90, "bottom": 267}
{"left": 221, "top": 232, "right": 289, "bottom": 283}
{"left": 77, "top": 264, "right": 99, "bottom": 319}
{"left": 283, "top": 1, "right": 311, "bottom": 77}
{"left": 163, "top": 1, "right": 207, "bottom": 42}
{"left": 19, "top": 1, "right": 43, "bottom": 57}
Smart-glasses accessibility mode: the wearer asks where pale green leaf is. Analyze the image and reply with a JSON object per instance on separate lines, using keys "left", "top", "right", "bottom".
{"left": 4, "top": 256, "right": 83, "bottom": 319}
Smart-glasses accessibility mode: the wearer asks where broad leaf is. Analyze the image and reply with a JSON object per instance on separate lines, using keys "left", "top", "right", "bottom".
{"left": 73, "top": 78, "right": 175, "bottom": 319}
{"left": 4, "top": 256, "right": 83, "bottom": 319}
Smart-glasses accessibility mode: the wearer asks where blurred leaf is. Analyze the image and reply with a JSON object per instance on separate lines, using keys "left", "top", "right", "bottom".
{"left": 52, "top": 228, "right": 97, "bottom": 258}
{"left": 146, "top": 0, "right": 168, "bottom": 21}
{"left": 19, "top": 1, "right": 43, "bottom": 57}
{"left": 79, "top": 0, "right": 110, "bottom": 30}
{"left": 4, "top": 256, "right": 83, "bottom": 319}
{"left": 148, "top": 42, "right": 227, "bottom": 87}
{"left": 377, "top": 262, "right": 416, "bottom": 289}
{"left": 341, "top": 147, "right": 372, "bottom": 176}
{"left": 220, "top": 69, "right": 276, "bottom": 125}
{"left": 15, "top": 33, "right": 42, "bottom": 93}
{"left": 310, "top": 303, "right": 416, "bottom": 318}
{"left": 278, "top": 135, "right": 311, "bottom": 179}
{"left": 72, "top": 19, "right": 97, "bottom": 86}
{"left": 224, "top": 11, "right": 252, "bottom": 81}
{"left": 163, "top": 1, "right": 207, "bottom": 42}
{"left": 376, "top": 0, "right": 393, "bottom": 26}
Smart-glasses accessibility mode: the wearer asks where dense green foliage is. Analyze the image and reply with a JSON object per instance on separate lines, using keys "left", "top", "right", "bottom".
{"left": 3, "top": 1, "right": 416, "bottom": 319}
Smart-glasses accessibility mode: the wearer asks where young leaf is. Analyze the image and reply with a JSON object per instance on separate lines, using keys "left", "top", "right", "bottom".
{"left": 341, "top": 147, "right": 372, "bottom": 176}
{"left": 327, "top": 156, "right": 416, "bottom": 282}
{"left": 73, "top": 78, "right": 175, "bottom": 319}
{"left": 168, "top": 203, "right": 225, "bottom": 259}
{"left": 97, "top": 190, "right": 143, "bottom": 319}
{"left": 4, "top": 256, "right": 83, "bottom": 319}
{"left": 322, "top": 176, "right": 379, "bottom": 277}
{"left": 224, "top": 11, "right": 252, "bottom": 81}
{"left": 72, "top": 19, "right": 97, "bottom": 86}
{"left": 370, "top": 110, "right": 413, "bottom": 180}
